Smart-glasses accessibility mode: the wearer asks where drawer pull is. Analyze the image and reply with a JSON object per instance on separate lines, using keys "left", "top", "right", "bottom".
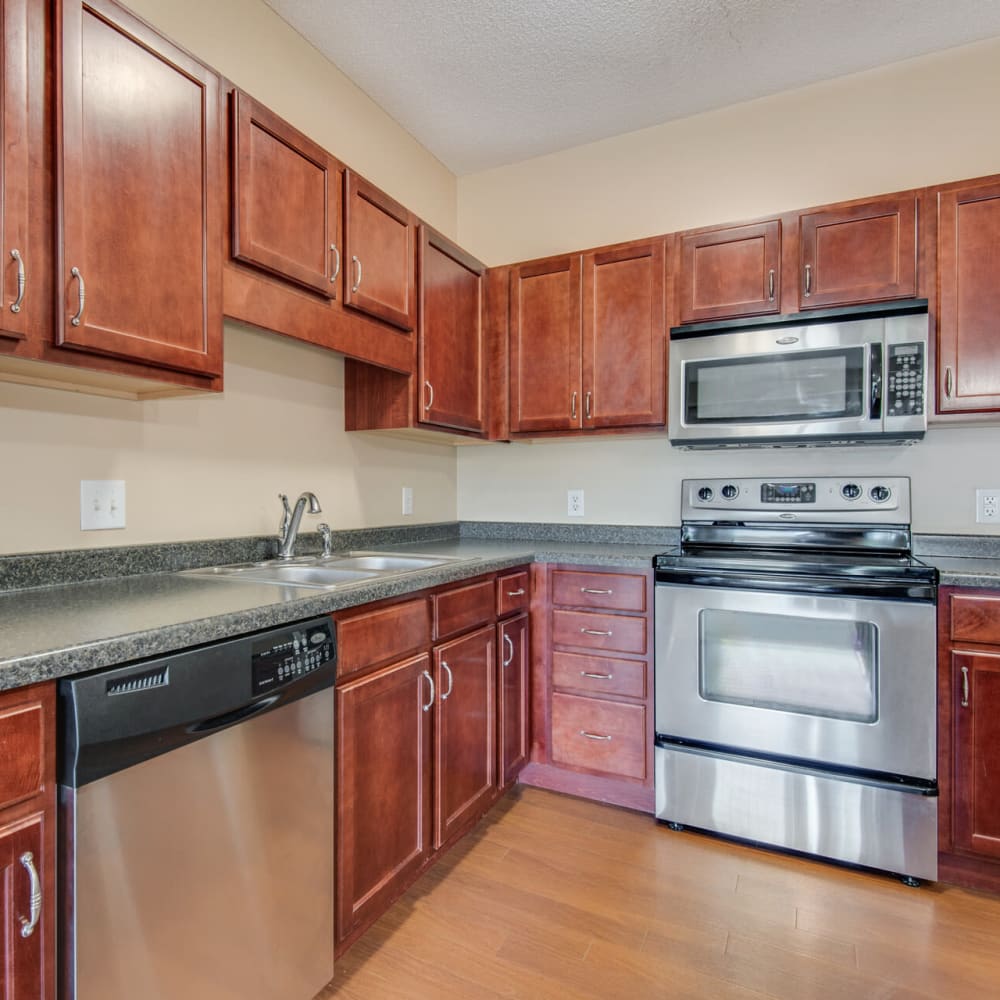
{"left": 19, "top": 852, "right": 41, "bottom": 938}
{"left": 581, "top": 671, "right": 613, "bottom": 680}
{"left": 507, "top": 588, "right": 526, "bottom": 597}
{"left": 581, "top": 628, "right": 612, "bottom": 637}
{"left": 579, "top": 730, "right": 612, "bottom": 741}
{"left": 581, "top": 587, "right": 613, "bottom": 595}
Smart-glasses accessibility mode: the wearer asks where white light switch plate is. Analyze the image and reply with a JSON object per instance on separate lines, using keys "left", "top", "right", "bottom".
{"left": 81, "top": 480, "right": 126, "bottom": 530}
{"left": 401, "top": 486, "right": 414, "bottom": 516}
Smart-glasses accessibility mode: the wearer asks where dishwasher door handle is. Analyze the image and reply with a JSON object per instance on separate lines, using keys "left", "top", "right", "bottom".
{"left": 189, "top": 695, "right": 279, "bottom": 734}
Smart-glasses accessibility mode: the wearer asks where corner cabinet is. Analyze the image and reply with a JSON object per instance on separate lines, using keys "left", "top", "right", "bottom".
{"left": 55, "top": 0, "right": 223, "bottom": 377}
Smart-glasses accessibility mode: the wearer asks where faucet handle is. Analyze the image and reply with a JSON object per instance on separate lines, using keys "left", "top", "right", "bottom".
{"left": 278, "top": 493, "right": 291, "bottom": 539}
{"left": 317, "top": 523, "right": 333, "bottom": 558}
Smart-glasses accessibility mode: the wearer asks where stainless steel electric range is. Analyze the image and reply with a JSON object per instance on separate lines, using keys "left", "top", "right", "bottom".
{"left": 654, "top": 476, "right": 939, "bottom": 884}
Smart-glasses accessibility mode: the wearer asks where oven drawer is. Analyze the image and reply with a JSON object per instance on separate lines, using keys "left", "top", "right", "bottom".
{"left": 552, "top": 651, "right": 647, "bottom": 699}
{"left": 552, "top": 610, "right": 647, "bottom": 655}
{"left": 552, "top": 570, "right": 646, "bottom": 612}
{"left": 551, "top": 693, "right": 646, "bottom": 779}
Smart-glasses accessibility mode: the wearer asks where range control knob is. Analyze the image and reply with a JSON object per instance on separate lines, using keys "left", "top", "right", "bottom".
{"left": 721, "top": 484, "right": 739, "bottom": 500}
{"left": 697, "top": 486, "right": 714, "bottom": 502}
{"left": 841, "top": 483, "right": 862, "bottom": 500}
{"left": 870, "top": 485, "right": 892, "bottom": 503}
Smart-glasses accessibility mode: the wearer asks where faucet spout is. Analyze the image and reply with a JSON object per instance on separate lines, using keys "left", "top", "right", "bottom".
{"left": 277, "top": 491, "right": 322, "bottom": 559}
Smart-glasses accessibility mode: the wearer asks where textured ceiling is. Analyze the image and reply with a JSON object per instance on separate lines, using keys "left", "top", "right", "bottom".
{"left": 262, "top": 0, "right": 1000, "bottom": 175}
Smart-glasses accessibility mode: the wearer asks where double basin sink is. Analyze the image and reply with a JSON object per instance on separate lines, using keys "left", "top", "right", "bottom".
{"left": 179, "top": 552, "right": 461, "bottom": 590}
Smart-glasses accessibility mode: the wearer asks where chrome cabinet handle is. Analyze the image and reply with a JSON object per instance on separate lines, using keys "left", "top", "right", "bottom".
{"left": 585, "top": 391, "right": 592, "bottom": 419}
{"left": 767, "top": 267, "right": 775, "bottom": 303}
{"left": 19, "top": 852, "right": 41, "bottom": 938}
{"left": 422, "top": 670, "right": 434, "bottom": 712}
{"left": 581, "top": 671, "right": 613, "bottom": 680}
{"left": 803, "top": 263, "right": 812, "bottom": 298}
{"left": 945, "top": 366, "right": 954, "bottom": 398}
{"left": 424, "top": 380, "right": 434, "bottom": 412}
{"left": 10, "top": 249, "right": 25, "bottom": 313}
{"left": 503, "top": 634, "right": 514, "bottom": 667}
{"left": 70, "top": 267, "right": 85, "bottom": 326}
{"left": 330, "top": 244, "right": 341, "bottom": 284}
{"left": 579, "top": 730, "right": 612, "bottom": 741}
{"left": 961, "top": 665, "right": 970, "bottom": 708}
{"left": 440, "top": 661, "right": 453, "bottom": 700}
{"left": 351, "top": 255, "right": 362, "bottom": 293}
{"left": 581, "top": 587, "right": 612, "bottom": 595}
{"left": 571, "top": 391, "right": 577, "bottom": 419}
{"left": 581, "top": 628, "right": 612, "bottom": 637}
{"left": 506, "top": 588, "right": 526, "bottom": 597}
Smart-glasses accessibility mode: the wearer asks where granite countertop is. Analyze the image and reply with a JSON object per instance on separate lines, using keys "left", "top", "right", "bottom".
{"left": 0, "top": 536, "right": 667, "bottom": 691}
{"left": 921, "top": 555, "right": 1000, "bottom": 589}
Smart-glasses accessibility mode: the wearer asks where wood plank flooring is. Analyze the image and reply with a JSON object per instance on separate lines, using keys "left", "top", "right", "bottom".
{"left": 324, "top": 786, "right": 1000, "bottom": 999}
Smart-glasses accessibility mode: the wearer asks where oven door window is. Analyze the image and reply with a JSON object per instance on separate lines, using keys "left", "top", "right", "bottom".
{"left": 698, "top": 609, "right": 878, "bottom": 723}
{"left": 684, "top": 347, "right": 865, "bottom": 423}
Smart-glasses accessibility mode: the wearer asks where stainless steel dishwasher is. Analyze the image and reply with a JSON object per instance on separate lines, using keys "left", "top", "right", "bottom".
{"left": 58, "top": 617, "right": 336, "bottom": 1000}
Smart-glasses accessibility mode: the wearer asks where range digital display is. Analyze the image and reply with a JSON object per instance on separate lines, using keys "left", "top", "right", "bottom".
{"left": 761, "top": 482, "right": 816, "bottom": 504}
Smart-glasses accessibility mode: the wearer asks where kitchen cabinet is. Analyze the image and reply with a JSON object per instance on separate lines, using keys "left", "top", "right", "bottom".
{"left": 343, "top": 169, "right": 417, "bottom": 332}
{"left": 0, "top": 683, "right": 55, "bottom": 1000}
{"left": 510, "top": 239, "right": 666, "bottom": 435}
{"left": 678, "top": 220, "right": 781, "bottom": 324}
{"left": 55, "top": 0, "right": 224, "bottom": 377}
{"left": 498, "top": 613, "right": 529, "bottom": 788}
{"left": 935, "top": 179, "right": 1000, "bottom": 414}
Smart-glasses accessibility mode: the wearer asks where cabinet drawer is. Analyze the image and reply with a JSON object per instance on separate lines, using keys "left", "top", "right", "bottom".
{"left": 952, "top": 594, "right": 1000, "bottom": 645}
{"left": 336, "top": 598, "right": 430, "bottom": 679}
{"left": 0, "top": 697, "right": 44, "bottom": 810}
{"left": 551, "top": 570, "right": 646, "bottom": 612}
{"left": 497, "top": 571, "right": 530, "bottom": 617}
{"left": 434, "top": 578, "right": 495, "bottom": 639}
{"left": 551, "top": 692, "right": 646, "bottom": 780}
{"left": 552, "top": 609, "right": 647, "bottom": 655}
{"left": 552, "top": 652, "right": 647, "bottom": 700}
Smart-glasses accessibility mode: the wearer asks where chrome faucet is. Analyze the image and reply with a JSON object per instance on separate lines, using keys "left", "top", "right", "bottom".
{"left": 277, "top": 492, "right": 322, "bottom": 559}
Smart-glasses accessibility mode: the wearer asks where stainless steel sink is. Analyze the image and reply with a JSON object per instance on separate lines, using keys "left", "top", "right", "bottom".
{"left": 320, "top": 553, "right": 457, "bottom": 572}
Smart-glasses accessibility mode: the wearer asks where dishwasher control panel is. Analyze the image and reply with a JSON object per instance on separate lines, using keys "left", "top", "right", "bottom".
{"left": 252, "top": 620, "right": 335, "bottom": 695}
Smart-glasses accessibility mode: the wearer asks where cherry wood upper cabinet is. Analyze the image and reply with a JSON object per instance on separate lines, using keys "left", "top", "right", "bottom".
{"left": 418, "top": 226, "right": 486, "bottom": 433}
{"left": 936, "top": 181, "right": 1000, "bottom": 414}
{"left": 55, "top": 0, "right": 223, "bottom": 377}
{"left": 231, "top": 89, "right": 341, "bottom": 299}
{"left": 582, "top": 239, "right": 665, "bottom": 429}
{"left": 510, "top": 254, "right": 582, "bottom": 433}
{"left": 679, "top": 221, "right": 780, "bottom": 324}
{"left": 798, "top": 196, "right": 917, "bottom": 310}
{"left": 343, "top": 170, "right": 416, "bottom": 332}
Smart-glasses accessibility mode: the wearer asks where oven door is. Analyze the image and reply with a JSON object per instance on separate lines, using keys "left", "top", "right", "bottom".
{"left": 654, "top": 582, "right": 936, "bottom": 781}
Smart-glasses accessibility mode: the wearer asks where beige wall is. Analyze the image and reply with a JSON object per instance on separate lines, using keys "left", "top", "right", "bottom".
{"left": 0, "top": 0, "right": 459, "bottom": 556}
{"left": 456, "top": 36, "right": 1000, "bottom": 535}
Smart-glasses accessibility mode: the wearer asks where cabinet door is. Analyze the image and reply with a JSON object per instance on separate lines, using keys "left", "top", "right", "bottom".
{"left": 418, "top": 226, "right": 486, "bottom": 432}
{"left": 335, "top": 653, "right": 432, "bottom": 944}
{"left": 510, "top": 255, "right": 582, "bottom": 433}
{"left": 798, "top": 196, "right": 917, "bottom": 309}
{"left": 937, "top": 183, "right": 1000, "bottom": 413}
{"left": 498, "top": 613, "right": 529, "bottom": 787}
{"left": 679, "top": 221, "right": 780, "bottom": 324}
{"left": 434, "top": 626, "right": 496, "bottom": 848}
{"left": 231, "top": 90, "right": 341, "bottom": 298}
{"left": 343, "top": 170, "right": 416, "bottom": 331}
{"left": 953, "top": 651, "right": 1000, "bottom": 859}
{"left": 0, "top": 813, "right": 46, "bottom": 1000}
{"left": 582, "top": 239, "right": 666, "bottom": 429}
{"left": 56, "top": 0, "right": 223, "bottom": 376}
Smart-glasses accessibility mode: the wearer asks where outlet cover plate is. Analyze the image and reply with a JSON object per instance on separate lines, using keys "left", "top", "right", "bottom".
{"left": 976, "top": 488, "right": 1000, "bottom": 523}
{"left": 567, "top": 489, "right": 584, "bottom": 517}
{"left": 401, "top": 486, "right": 414, "bottom": 516}
{"left": 81, "top": 480, "right": 126, "bottom": 530}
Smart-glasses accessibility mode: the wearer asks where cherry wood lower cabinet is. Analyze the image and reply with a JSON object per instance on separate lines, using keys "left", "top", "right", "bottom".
{"left": 0, "top": 682, "right": 56, "bottom": 1000}
{"left": 498, "top": 613, "right": 530, "bottom": 788}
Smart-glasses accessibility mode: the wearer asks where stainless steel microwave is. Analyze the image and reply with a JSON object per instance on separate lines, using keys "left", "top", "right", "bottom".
{"left": 668, "top": 302, "right": 929, "bottom": 449}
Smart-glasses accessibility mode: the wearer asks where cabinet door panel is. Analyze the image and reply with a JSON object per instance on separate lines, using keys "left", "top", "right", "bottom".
{"left": 583, "top": 239, "right": 665, "bottom": 429}
{"left": 57, "top": 0, "right": 222, "bottom": 376}
{"left": 799, "top": 197, "right": 916, "bottom": 309}
{"left": 0, "top": 813, "right": 46, "bottom": 1000}
{"left": 679, "top": 221, "right": 780, "bottom": 323}
{"left": 510, "top": 255, "right": 581, "bottom": 432}
{"left": 499, "top": 614, "right": 529, "bottom": 787}
{"left": 344, "top": 170, "right": 416, "bottom": 331}
{"left": 418, "top": 226, "right": 485, "bottom": 432}
{"left": 232, "top": 90, "right": 339, "bottom": 297}
{"left": 953, "top": 651, "right": 1000, "bottom": 859}
{"left": 435, "top": 627, "right": 495, "bottom": 848}
{"left": 937, "top": 183, "right": 1000, "bottom": 413}
{"left": 336, "top": 654, "right": 432, "bottom": 942}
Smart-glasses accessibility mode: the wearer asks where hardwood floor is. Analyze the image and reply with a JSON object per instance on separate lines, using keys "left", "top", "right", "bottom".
{"left": 325, "top": 786, "right": 1000, "bottom": 999}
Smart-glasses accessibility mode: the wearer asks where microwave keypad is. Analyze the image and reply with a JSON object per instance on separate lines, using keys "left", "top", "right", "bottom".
{"left": 887, "top": 343, "right": 924, "bottom": 416}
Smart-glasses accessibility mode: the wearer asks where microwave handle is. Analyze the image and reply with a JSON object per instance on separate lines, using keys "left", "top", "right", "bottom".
{"left": 870, "top": 343, "right": 883, "bottom": 420}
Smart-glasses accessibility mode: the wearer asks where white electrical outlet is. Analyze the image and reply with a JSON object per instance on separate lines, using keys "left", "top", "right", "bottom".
{"left": 81, "top": 480, "right": 126, "bottom": 530}
{"left": 976, "top": 488, "right": 1000, "bottom": 523}
{"left": 401, "top": 486, "right": 414, "bottom": 516}
{"left": 567, "top": 489, "right": 584, "bottom": 517}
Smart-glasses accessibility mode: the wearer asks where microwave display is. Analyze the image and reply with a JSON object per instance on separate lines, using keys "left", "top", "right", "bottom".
{"left": 684, "top": 347, "right": 865, "bottom": 424}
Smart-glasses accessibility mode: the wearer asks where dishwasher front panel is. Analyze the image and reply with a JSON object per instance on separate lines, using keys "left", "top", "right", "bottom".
{"left": 63, "top": 687, "right": 334, "bottom": 1000}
